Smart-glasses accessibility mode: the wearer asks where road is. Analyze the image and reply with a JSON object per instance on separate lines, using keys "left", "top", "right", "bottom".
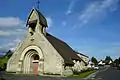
{"left": 0, "top": 67, "right": 120, "bottom": 80}
{"left": 0, "top": 72, "right": 82, "bottom": 80}
{"left": 94, "top": 67, "right": 120, "bottom": 80}
{"left": 0, "top": 75, "right": 81, "bottom": 80}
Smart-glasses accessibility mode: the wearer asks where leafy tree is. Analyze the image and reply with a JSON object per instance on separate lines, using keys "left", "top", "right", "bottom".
{"left": 104, "top": 56, "right": 113, "bottom": 65}
{"left": 118, "top": 57, "right": 120, "bottom": 64}
{"left": 91, "top": 57, "right": 98, "bottom": 65}
{"left": 113, "top": 57, "right": 120, "bottom": 67}
{"left": 113, "top": 59, "right": 119, "bottom": 67}
{"left": 0, "top": 50, "right": 13, "bottom": 71}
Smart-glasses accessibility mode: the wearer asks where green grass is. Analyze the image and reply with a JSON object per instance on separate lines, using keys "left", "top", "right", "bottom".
{"left": 68, "top": 70, "right": 96, "bottom": 78}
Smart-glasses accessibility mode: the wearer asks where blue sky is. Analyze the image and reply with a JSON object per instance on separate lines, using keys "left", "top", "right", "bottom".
{"left": 0, "top": 0, "right": 120, "bottom": 60}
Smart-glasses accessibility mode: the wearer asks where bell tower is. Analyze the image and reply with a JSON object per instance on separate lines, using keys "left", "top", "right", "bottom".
{"left": 26, "top": 8, "right": 48, "bottom": 36}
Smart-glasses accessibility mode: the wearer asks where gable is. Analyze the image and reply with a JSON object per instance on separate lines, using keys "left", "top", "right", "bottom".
{"left": 28, "top": 10, "right": 38, "bottom": 22}
{"left": 27, "top": 8, "right": 48, "bottom": 27}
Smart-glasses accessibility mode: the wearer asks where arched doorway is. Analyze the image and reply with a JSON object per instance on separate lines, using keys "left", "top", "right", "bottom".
{"left": 22, "top": 50, "right": 40, "bottom": 75}
{"left": 19, "top": 46, "right": 44, "bottom": 75}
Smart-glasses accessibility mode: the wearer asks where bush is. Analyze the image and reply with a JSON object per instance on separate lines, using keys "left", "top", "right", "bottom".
{"left": 69, "top": 68, "right": 96, "bottom": 78}
{"left": 0, "top": 56, "right": 9, "bottom": 71}
{"left": 81, "top": 68, "right": 94, "bottom": 73}
{"left": 73, "top": 70, "right": 80, "bottom": 75}
{"left": 72, "top": 68, "right": 94, "bottom": 75}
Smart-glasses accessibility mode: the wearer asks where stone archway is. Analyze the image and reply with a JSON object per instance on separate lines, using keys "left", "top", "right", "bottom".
{"left": 23, "top": 50, "right": 39, "bottom": 74}
{"left": 18, "top": 46, "right": 44, "bottom": 75}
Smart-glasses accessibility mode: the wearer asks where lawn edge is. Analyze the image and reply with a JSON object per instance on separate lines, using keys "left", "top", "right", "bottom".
{"left": 84, "top": 70, "right": 99, "bottom": 79}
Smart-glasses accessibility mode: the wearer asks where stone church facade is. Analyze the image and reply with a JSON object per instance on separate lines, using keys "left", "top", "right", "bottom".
{"left": 6, "top": 8, "right": 88, "bottom": 76}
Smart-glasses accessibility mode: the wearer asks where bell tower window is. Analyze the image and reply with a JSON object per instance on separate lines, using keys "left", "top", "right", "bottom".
{"left": 28, "top": 20, "right": 37, "bottom": 36}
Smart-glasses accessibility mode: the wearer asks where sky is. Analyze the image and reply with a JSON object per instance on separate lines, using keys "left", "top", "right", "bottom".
{"left": 0, "top": 0, "right": 120, "bottom": 60}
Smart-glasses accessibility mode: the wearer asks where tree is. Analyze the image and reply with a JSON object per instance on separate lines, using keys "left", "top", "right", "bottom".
{"left": 0, "top": 50, "right": 13, "bottom": 71}
{"left": 91, "top": 57, "right": 98, "bottom": 65}
{"left": 104, "top": 56, "right": 113, "bottom": 65}
{"left": 113, "top": 59, "right": 119, "bottom": 67}
{"left": 118, "top": 57, "right": 120, "bottom": 64}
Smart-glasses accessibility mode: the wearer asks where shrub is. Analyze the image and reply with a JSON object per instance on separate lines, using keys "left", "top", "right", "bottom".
{"left": 72, "top": 68, "right": 94, "bottom": 75}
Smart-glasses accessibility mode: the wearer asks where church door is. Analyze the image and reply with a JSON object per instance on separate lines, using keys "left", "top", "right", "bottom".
{"left": 33, "top": 61, "right": 39, "bottom": 75}
{"left": 32, "top": 54, "right": 39, "bottom": 75}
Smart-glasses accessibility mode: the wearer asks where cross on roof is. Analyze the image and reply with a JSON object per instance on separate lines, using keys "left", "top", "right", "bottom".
{"left": 36, "top": 0, "right": 40, "bottom": 10}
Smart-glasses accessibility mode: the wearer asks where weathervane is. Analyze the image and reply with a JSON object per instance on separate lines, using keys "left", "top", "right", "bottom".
{"left": 36, "top": 0, "right": 40, "bottom": 10}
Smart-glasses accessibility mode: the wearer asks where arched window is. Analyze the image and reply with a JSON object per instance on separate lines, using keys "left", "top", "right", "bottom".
{"left": 28, "top": 20, "right": 37, "bottom": 36}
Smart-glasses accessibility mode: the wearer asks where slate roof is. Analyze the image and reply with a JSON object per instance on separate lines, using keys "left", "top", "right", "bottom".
{"left": 27, "top": 8, "right": 48, "bottom": 27}
{"left": 46, "top": 33, "right": 84, "bottom": 65}
{"left": 35, "top": 9, "right": 48, "bottom": 27}
{"left": 76, "top": 52, "right": 89, "bottom": 58}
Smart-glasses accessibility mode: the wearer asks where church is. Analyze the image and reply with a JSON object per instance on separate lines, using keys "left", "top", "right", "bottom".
{"left": 6, "top": 8, "right": 89, "bottom": 76}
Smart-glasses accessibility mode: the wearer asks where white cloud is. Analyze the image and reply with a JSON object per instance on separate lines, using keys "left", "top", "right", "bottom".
{"left": 78, "top": 0, "right": 119, "bottom": 27}
{"left": 9, "top": 38, "right": 21, "bottom": 51}
{"left": 8, "top": 38, "right": 21, "bottom": 46}
{"left": 0, "top": 30, "right": 25, "bottom": 37}
{"left": 0, "top": 17, "right": 24, "bottom": 27}
{"left": 66, "top": 0, "right": 77, "bottom": 15}
{"left": 0, "top": 38, "right": 21, "bottom": 51}
{"left": 0, "top": 31, "right": 11, "bottom": 36}
{"left": 46, "top": 17, "right": 53, "bottom": 27}
{"left": 0, "top": 17, "right": 26, "bottom": 37}
{"left": 0, "top": 17, "right": 25, "bottom": 52}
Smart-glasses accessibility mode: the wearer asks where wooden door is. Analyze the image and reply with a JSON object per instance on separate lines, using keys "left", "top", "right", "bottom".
{"left": 33, "top": 62, "right": 39, "bottom": 75}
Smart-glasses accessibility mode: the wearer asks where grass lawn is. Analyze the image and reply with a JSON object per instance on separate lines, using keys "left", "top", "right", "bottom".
{"left": 68, "top": 70, "right": 96, "bottom": 78}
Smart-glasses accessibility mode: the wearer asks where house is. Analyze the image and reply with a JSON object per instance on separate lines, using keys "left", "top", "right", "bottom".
{"left": 6, "top": 8, "right": 88, "bottom": 76}
{"left": 77, "top": 52, "right": 89, "bottom": 63}
{"left": 76, "top": 52, "right": 89, "bottom": 70}
{"left": 98, "top": 60, "right": 105, "bottom": 66}
{"left": 88, "top": 60, "right": 95, "bottom": 68}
